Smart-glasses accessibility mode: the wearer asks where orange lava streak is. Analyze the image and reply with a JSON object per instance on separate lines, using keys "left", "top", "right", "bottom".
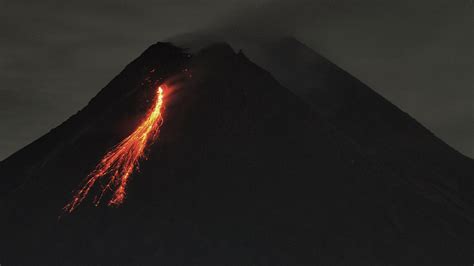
{"left": 64, "top": 85, "right": 165, "bottom": 213}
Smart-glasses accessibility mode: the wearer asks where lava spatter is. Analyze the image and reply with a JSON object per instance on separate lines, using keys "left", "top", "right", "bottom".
{"left": 64, "top": 85, "right": 165, "bottom": 213}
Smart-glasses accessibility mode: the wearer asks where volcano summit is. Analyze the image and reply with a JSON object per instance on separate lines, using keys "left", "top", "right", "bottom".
{"left": 0, "top": 40, "right": 473, "bottom": 265}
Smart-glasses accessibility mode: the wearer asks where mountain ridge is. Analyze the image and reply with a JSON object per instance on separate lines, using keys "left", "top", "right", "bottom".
{"left": 0, "top": 41, "right": 473, "bottom": 264}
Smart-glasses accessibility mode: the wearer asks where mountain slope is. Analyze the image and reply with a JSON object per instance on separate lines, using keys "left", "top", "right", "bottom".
{"left": 234, "top": 37, "right": 474, "bottom": 201}
{"left": 0, "top": 42, "right": 473, "bottom": 265}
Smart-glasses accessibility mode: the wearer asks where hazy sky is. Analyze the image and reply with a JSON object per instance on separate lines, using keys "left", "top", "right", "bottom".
{"left": 0, "top": 0, "right": 472, "bottom": 159}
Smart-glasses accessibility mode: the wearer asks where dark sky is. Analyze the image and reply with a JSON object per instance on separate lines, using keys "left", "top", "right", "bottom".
{"left": 1, "top": 0, "right": 472, "bottom": 159}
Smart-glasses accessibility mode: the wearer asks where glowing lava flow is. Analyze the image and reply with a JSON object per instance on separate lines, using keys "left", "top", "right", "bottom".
{"left": 64, "top": 85, "right": 165, "bottom": 213}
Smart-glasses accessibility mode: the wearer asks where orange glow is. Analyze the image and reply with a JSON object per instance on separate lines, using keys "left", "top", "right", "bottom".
{"left": 64, "top": 85, "right": 165, "bottom": 213}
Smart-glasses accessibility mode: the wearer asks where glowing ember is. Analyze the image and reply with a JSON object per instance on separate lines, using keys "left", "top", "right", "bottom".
{"left": 64, "top": 85, "right": 165, "bottom": 213}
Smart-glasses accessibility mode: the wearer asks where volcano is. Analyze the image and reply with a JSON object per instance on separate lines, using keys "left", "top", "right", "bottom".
{"left": 0, "top": 41, "right": 473, "bottom": 265}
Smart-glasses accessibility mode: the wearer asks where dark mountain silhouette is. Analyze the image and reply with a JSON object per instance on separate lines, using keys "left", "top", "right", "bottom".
{"left": 0, "top": 41, "right": 473, "bottom": 265}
